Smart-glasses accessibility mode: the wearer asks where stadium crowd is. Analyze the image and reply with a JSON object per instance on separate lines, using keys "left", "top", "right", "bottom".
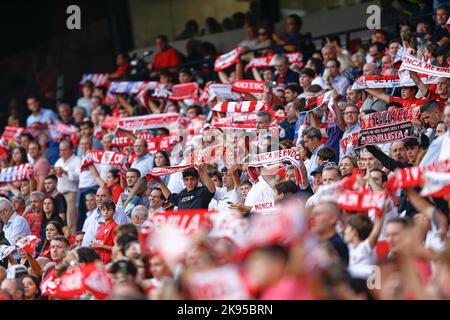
{"left": 0, "top": 2, "right": 450, "bottom": 300}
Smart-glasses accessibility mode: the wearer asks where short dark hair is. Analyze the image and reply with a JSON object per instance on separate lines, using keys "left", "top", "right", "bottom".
{"left": 317, "top": 147, "right": 337, "bottom": 163}
{"left": 182, "top": 168, "right": 199, "bottom": 179}
{"left": 421, "top": 100, "right": 440, "bottom": 113}
{"left": 186, "top": 105, "right": 203, "bottom": 116}
{"left": 347, "top": 215, "right": 373, "bottom": 241}
{"left": 287, "top": 14, "right": 302, "bottom": 30}
{"left": 179, "top": 68, "right": 193, "bottom": 77}
{"left": 108, "top": 169, "right": 120, "bottom": 180}
{"left": 156, "top": 34, "right": 168, "bottom": 43}
{"left": 369, "top": 42, "right": 385, "bottom": 53}
{"left": 52, "top": 235, "right": 70, "bottom": 247}
{"left": 241, "top": 180, "right": 253, "bottom": 188}
{"left": 370, "top": 168, "right": 387, "bottom": 184}
{"left": 299, "top": 67, "right": 315, "bottom": 78}
{"left": 285, "top": 84, "right": 301, "bottom": 95}
{"left": 127, "top": 168, "right": 141, "bottom": 178}
{"left": 209, "top": 170, "right": 222, "bottom": 183}
{"left": 76, "top": 247, "right": 99, "bottom": 263}
{"left": 20, "top": 132, "right": 35, "bottom": 142}
{"left": 108, "top": 259, "right": 137, "bottom": 278}
{"left": 150, "top": 187, "right": 165, "bottom": 201}
{"left": 79, "top": 120, "right": 94, "bottom": 129}
{"left": 275, "top": 180, "right": 299, "bottom": 195}
{"left": 45, "top": 174, "right": 58, "bottom": 182}
{"left": 102, "top": 199, "right": 116, "bottom": 211}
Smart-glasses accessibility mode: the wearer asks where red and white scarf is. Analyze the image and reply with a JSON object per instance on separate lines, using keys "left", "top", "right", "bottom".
{"left": 80, "top": 74, "right": 110, "bottom": 87}
{"left": 212, "top": 113, "right": 276, "bottom": 129}
{"left": 245, "top": 51, "right": 303, "bottom": 71}
{"left": 352, "top": 74, "right": 437, "bottom": 90}
{"left": 214, "top": 47, "right": 244, "bottom": 71}
{"left": 169, "top": 82, "right": 198, "bottom": 101}
{"left": 337, "top": 190, "right": 388, "bottom": 216}
{"left": 81, "top": 150, "right": 127, "bottom": 170}
{"left": 108, "top": 81, "right": 159, "bottom": 94}
{"left": 247, "top": 148, "right": 304, "bottom": 185}
{"left": 399, "top": 53, "right": 450, "bottom": 78}
{"left": 231, "top": 80, "right": 265, "bottom": 93}
{"left": 116, "top": 113, "right": 182, "bottom": 131}
{"left": 212, "top": 101, "right": 269, "bottom": 113}
{"left": 200, "top": 83, "right": 243, "bottom": 103}
{"left": 0, "top": 164, "right": 32, "bottom": 183}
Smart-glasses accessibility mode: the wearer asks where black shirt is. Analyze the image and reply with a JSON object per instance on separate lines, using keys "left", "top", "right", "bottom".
{"left": 328, "top": 233, "right": 349, "bottom": 267}
{"left": 168, "top": 186, "right": 215, "bottom": 210}
{"left": 431, "top": 25, "right": 450, "bottom": 43}
{"left": 54, "top": 193, "right": 67, "bottom": 216}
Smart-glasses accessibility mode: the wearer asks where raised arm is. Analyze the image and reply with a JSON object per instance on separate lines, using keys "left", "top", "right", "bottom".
{"left": 90, "top": 165, "right": 105, "bottom": 187}
{"left": 26, "top": 251, "right": 42, "bottom": 277}
{"left": 252, "top": 68, "right": 263, "bottom": 81}
{"left": 368, "top": 207, "right": 386, "bottom": 249}
{"left": 364, "top": 88, "right": 390, "bottom": 103}
{"left": 155, "top": 176, "right": 172, "bottom": 199}
{"left": 409, "top": 71, "right": 428, "bottom": 96}
{"left": 198, "top": 165, "right": 216, "bottom": 194}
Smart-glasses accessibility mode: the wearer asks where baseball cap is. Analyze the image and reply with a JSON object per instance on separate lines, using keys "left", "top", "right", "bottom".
{"left": 6, "top": 265, "right": 28, "bottom": 280}
{"left": 404, "top": 136, "right": 419, "bottom": 147}
{"left": 310, "top": 162, "right": 337, "bottom": 176}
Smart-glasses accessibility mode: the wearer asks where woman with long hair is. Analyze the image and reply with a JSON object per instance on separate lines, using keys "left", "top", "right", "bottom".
{"left": 21, "top": 275, "right": 44, "bottom": 300}
{"left": 9, "top": 147, "right": 28, "bottom": 166}
{"left": 338, "top": 155, "right": 358, "bottom": 177}
{"left": 41, "top": 196, "right": 69, "bottom": 239}
{"left": 38, "top": 220, "right": 64, "bottom": 260}
{"left": 153, "top": 150, "right": 171, "bottom": 185}
{"left": 124, "top": 177, "right": 149, "bottom": 218}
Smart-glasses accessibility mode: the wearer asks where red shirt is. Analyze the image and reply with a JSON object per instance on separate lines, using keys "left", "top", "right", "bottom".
{"left": 39, "top": 244, "right": 52, "bottom": 260}
{"left": 389, "top": 96, "right": 427, "bottom": 108}
{"left": 110, "top": 184, "right": 124, "bottom": 204}
{"left": 25, "top": 212, "right": 42, "bottom": 239}
{"left": 153, "top": 47, "right": 182, "bottom": 70}
{"left": 95, "top": 219, "right": 118, "bottom": 264}
{"left": 425, "top": 88, "right": 447, "bottom": 111}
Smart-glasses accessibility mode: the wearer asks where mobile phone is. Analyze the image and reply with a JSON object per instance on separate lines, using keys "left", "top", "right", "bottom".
{"left": 265, "top": 81, "right": 277, "bottom": 88}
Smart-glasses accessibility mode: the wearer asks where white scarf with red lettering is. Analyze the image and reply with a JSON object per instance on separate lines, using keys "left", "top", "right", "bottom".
{"left": 247, "top": 148, "right": 304, "bottom": 186}
{"left": 81, "top": 151, "right": 127, "bottom": 170}
{"left": 214, "top": 47, "right": 244, "bottom": 71}
{"left": 352, "top": 74, "right": 437, "bottom": 90}
{"left": 245, "top": 52, "right": 303, "bottom": 71}
{"left": 399, "top": 53, "right": 450, "bottom": 77}
{"left": 212, "top": 114, "right": 277, "bottom": 129}
{"left": 212, "top": 101, "right": 269, "bottom": 113}
{"left": 116, "top": 113, "right": 183, "bottom": 131}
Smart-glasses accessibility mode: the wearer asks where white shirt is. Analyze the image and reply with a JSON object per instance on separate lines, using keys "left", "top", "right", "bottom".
{"left": 54, "top": 155, "right": 81, "bottom": 193}
{"left": 209, "top": 187, "right": 243, "bottom": 211}
{"left": 348, "top": 239, "right": 376, "bottom": 279}
{"left": 81, "top": 206, "right": 129, "bottom": 247}
{"left": 325, "top": 74, "right": 350, "bottom": 98}
{"left": 245, "top": 177, "right": 276, "bottom": 212}
{"left": 131, "top": 154, "right": 154, "bottom": 177}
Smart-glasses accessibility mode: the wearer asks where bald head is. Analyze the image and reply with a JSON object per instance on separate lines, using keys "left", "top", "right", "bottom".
{"left": 363, "top": 62, "right": 378, "bottom": 76}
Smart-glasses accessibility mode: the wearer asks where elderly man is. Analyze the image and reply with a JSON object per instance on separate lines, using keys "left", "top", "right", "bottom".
{"left": 130, "top": 139, "right": 154, "bottom": 177}
{"left": 81, "top": 187, "right": 128, "bottom": 248}
{"left": 272, "top": 55, "right": 299, "bottom": 86}
{"left": 23, "top": 191, "right": 45, "bottom": 238}
{"left": 131, "top": 205, "right": 148, "bottom": 230}
{"left": 0, "top": 198, "right": 30, "bottom": 260}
